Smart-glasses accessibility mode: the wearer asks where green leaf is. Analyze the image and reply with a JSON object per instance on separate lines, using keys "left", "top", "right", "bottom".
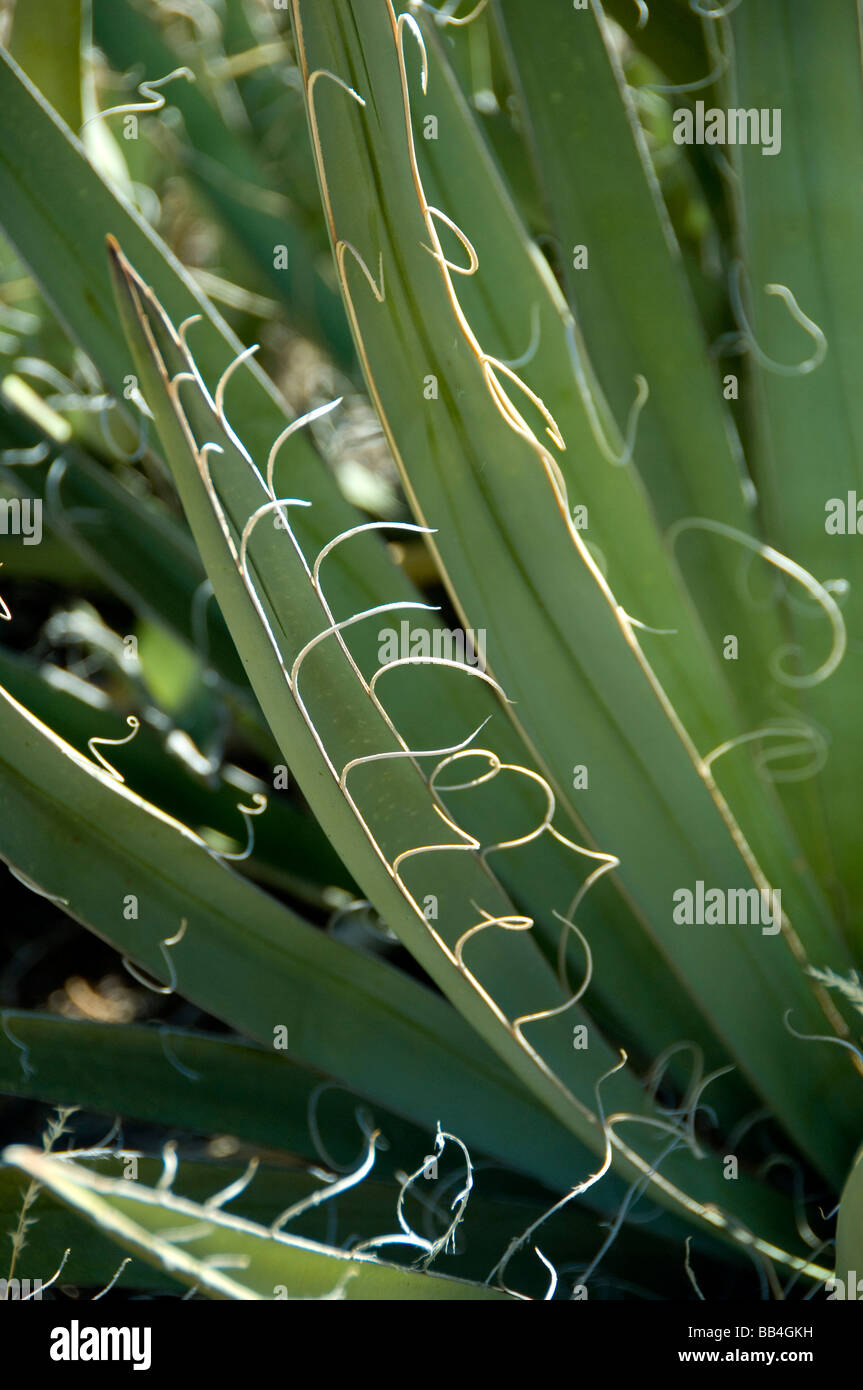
{"left": 287, "top": 0, "right": 861, "bottom": 1188}
{"left": 399, "top": 7, "right": 845, "bottom": 1083}
{"left": 494, "top": 0, "right": 779, "bottom": 720}
{"left": 2, "top": 1147, "right": 513, "bottom": 1299}
{"left": 1, "top": 1135, "right": 682, "bottom": 1294}
{"left": 8, "top": 0, "right": 83, "bottom": 130}
{"left": 834, "top": 1145, "right": 863, "bottom": 1299}
{"left": 105, "top": 228, "right": 826, "bottom": 1270}
{"left": 0, "top": 641, "right": 351, "bottom": 903}
{"left": 0, "top": 44, "right": 694, "bottom": 1078}
{"left": 726, "top": 1, "right": 863, "bottom": 928}
{"left": 0, "top": 682, "right": 584, "bottom": 1196}
{"left": 0, "top": 1013, "right": 428, "bottom": 1168}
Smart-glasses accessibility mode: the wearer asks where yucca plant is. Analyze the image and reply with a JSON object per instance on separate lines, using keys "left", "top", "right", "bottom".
{"left": 0, "top": 0, "right": 861, "bottom": 1303}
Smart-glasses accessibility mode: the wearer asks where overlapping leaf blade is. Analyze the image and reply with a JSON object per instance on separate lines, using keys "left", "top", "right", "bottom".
{"left": 727, "top": 1, "right": 863, "bottom": 931}
{"left": 0, "top": 682, "right": 588, "bottom": 1195}
{"left": 287, "top": 0, "right": 861, "bottom": 1188}
{"left": 3, "top": 1147, "right": 511, "bottom": 1299}
{"left": 104, "top": 162, "right": 825, "bottom": 1269}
